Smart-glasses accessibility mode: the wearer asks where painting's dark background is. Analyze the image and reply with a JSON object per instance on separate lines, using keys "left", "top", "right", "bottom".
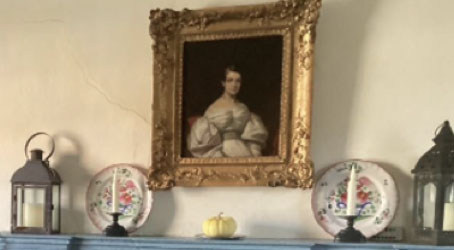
{"left": 181, "top": 35, "right": 283, "bottom": 157}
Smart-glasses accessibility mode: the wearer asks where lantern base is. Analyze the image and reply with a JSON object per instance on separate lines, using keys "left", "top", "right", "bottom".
{"left": 334, "top": 216, "right": 366, "bottom": 243}
{"left": 412, "top": 228, "right": 454, "bottom": 246}
{"left": 103, "top": 212, "right": 128, "bottom": 237}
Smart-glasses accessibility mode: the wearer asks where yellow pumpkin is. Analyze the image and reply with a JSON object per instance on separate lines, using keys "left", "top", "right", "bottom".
{"left": 203, "top": 212, "right": 237, "bottom": 238}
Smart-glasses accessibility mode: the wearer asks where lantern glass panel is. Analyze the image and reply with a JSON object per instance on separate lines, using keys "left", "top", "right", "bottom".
{"left": 423, "top": 182, "right": 436, "bottom": 229}
{"left": 23, "top": 187, "right": 45, "bottom": 228}
{"left": 415, "top": 181, "right": 423, "bottom": 227}
{"left": 52, "top": 185, "right": 59, "bottom": 231}
{"left": 15, "top": 186, "right": 23, "bottom": 227}
{"left": 443, "top": 183, "right": 454, "bottom": 231}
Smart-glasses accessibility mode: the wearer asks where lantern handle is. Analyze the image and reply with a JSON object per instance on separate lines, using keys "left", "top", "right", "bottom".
{"left": 434, "top": 121, "right": 445, "bottom": 137}
{"left": 24, "top": 132, "right": 55, "bottom": 161}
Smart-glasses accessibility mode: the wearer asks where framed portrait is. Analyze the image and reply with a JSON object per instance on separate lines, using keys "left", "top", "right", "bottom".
{"left": 148, "top": 0, "right": 321, "bottom": 190}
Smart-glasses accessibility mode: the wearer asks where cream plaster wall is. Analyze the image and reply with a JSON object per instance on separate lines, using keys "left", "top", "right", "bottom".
{"left": 1, "top": 0, "right": 454, "bottom": 240}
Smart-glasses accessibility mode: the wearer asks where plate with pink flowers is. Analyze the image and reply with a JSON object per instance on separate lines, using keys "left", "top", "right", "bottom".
{"left": 86, "top": 164, "right": 153, "bottom": 233}
{"left": 311, "top": 160, "right": 398, "bottom": 238}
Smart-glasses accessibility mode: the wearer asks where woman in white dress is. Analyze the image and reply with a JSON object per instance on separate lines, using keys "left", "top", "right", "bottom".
{"left": 187, "top": 66, "right": 268, "bottom": 158}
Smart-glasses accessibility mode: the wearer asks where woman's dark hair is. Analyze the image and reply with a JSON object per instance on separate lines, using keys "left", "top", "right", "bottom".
{"left": 223, "top": 65, "right": 241, "bottom": 81}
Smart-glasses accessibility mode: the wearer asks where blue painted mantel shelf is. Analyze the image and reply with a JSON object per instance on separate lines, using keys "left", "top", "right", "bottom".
{"left": 2, "top": 234, "right": 454, "bottom": 250}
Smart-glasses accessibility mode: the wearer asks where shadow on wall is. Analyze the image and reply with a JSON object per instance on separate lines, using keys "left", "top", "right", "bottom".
{"left": 136, "top": 189, "right": 176, "bottom": 236}
{"left": 378, "top": 161, "right": 413, "bottom": 242}
{"left": 52, "top": 132, "right": 89, "bottom": 234}
{"left": 248, "top": 222, "right": 302, "bottom": 238}
{"left": 312, "top": 0, "right": 379, "bottom": 168}
{"left": 51, "top": 130, "right": 176, "bottom": 235}
{"left": 309, "top": 0, "right": 380, "bottom": 238}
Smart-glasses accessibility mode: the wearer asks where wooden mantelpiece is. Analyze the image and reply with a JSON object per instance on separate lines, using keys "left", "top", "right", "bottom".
{"left": 1, "top": 234, "right": 453, "bottom": 250}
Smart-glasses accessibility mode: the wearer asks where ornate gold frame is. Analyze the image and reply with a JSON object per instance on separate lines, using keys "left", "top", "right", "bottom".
{"left": 148, "top": 0, "right": 321, "bottom": 190}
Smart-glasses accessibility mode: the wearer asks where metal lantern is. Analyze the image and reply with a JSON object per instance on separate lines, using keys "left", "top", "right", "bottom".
{"left": 412, "top": 121, "right": 454, "bottom": 245}
{"left": 11, "top": 132, "right": 61, "bottom": 234}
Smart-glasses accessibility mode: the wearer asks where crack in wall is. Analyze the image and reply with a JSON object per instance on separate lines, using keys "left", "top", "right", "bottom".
{"left": 60, "top": 24, "right": 152, "bottom": 126}
{"left": 20, "top": 17, "right": 152, "bottom": 125}
{"left": 59, "top": 21, "right": 154, "bottom": 166}
{"left": 15, "top": 15, "right": 153, "bottom": 166}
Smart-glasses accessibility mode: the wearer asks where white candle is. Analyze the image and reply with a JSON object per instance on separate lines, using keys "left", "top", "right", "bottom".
{"left": 346, "top": 166, "right": 357, "bottom": 216}
{"left": 443, "top": 203, "right": 454, "bottom": 231}
{"left": 23, "top": 203, "right": 44, "bottom": 227}
{"left": 112, "top": 168, "right": 119, "bottom": 213}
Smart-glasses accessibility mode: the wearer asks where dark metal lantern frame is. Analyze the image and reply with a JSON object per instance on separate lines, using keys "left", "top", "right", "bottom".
{"left": 11, "top": 133, "right": 62, "bottom": 234}
{"left": 412, "top": 121, "right": 454, "bottom": 245}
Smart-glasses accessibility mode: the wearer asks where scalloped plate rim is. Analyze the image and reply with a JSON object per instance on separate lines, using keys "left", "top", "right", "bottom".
{"left": 85, "top": 163, "right": 153, "bottom": 233}
{"left": 311, "top": 159, "right": 399, "bottom": 238}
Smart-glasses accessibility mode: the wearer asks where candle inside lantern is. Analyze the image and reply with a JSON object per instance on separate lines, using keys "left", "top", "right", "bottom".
{"left": 23, "top": 203, "right": 44, "bottom": 227}
{"left": 346, "top": 165, "right": 357, "bottom": 216}
{"left": 111, "top": 168, "right": 119, "bottom": 213}
{"left": 443, "top": 204, "right": 454, "bottom": 230}
{"left": 443, "top": 184, "right": 454, "bottom": 230}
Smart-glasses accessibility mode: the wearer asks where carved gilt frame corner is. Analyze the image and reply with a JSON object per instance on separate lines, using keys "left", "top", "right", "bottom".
{"left": 148, "top": 0, "right": 321, "bottom": 190}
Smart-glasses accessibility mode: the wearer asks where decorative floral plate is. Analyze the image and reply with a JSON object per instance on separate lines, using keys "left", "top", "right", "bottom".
{"left": 86, "top": 164, "right": 153, "bottom": 233}
{"left": 311, "top": 160, "right": 398, "bottom": 238}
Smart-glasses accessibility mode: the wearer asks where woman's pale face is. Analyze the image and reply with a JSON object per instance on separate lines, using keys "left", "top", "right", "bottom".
{"left": 222, "top": 70, "right": 241, "bottom": 97}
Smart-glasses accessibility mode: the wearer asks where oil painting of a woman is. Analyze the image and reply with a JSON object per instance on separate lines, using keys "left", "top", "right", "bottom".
{"left": 187, "top": 66, "right": 268, "bottom": 158}
{"left": 181, "top": 35, "right": 283, "bottom": 159}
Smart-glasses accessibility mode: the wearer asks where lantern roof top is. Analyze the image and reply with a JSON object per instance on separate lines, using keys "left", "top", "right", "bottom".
{"left": 433, "top": 121, "right": 454, "bottom": 144}
{"left": 412, "top": 121, "right": 454, "bottom": 174}
{"left": 11, "top": 149, "right": 61, "bottom": 184}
